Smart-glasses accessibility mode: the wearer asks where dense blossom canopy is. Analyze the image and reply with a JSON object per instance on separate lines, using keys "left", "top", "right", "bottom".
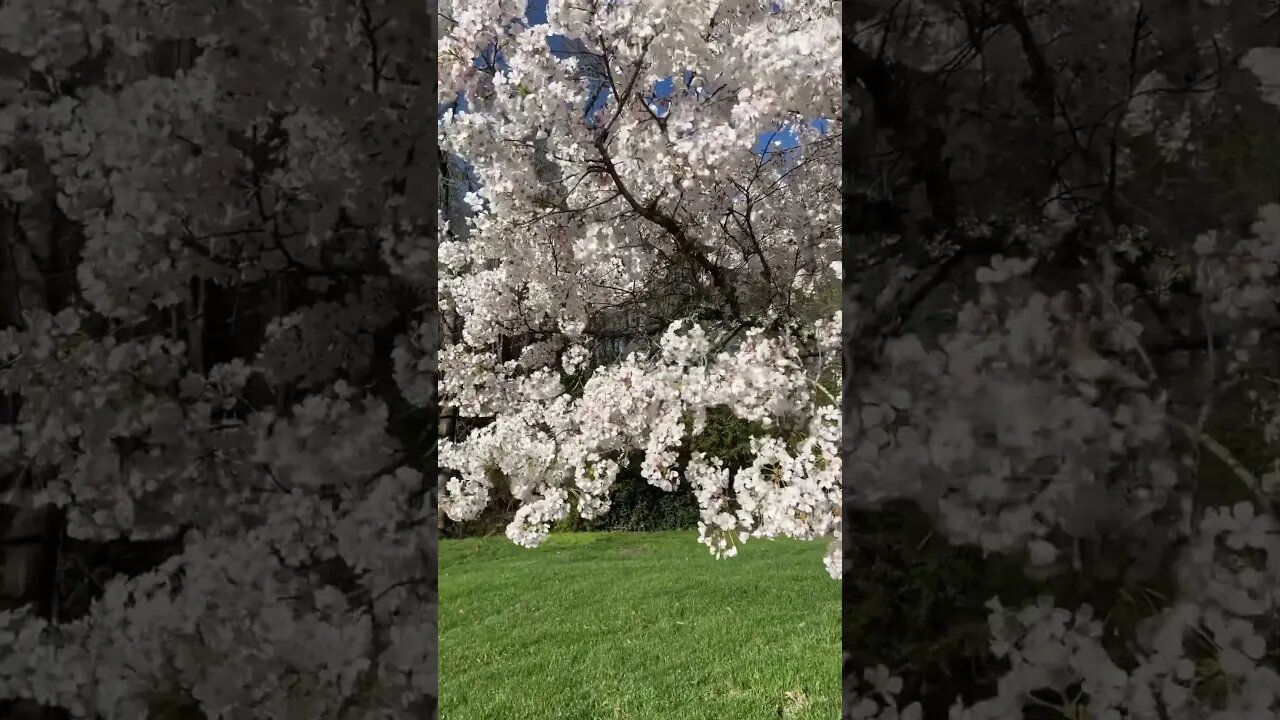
{"left": 437, "top": 0, "right": 844, "bottom": 574}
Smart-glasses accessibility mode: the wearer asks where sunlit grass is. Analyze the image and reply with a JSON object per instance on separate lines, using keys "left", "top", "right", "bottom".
{"left": 440, "top": 531, "right": 839, "bottom": 720}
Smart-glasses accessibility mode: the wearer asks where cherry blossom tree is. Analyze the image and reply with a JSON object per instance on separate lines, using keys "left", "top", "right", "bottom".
{"left": 437, "top": 0, "right": 844, "bottom": 574}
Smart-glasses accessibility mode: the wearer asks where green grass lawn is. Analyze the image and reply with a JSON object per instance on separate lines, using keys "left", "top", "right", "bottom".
{"left": 439, "top": 530, "right": 839, "bottom": 720}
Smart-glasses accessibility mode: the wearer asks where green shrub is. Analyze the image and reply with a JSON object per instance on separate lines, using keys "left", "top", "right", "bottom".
{"left": 571, "top": 469, "right": 701, "bottom": 532}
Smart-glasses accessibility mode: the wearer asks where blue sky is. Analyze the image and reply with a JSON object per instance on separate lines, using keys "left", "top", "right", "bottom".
{"left": 441, "top": 0, "right": 829, "bottom": 159}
